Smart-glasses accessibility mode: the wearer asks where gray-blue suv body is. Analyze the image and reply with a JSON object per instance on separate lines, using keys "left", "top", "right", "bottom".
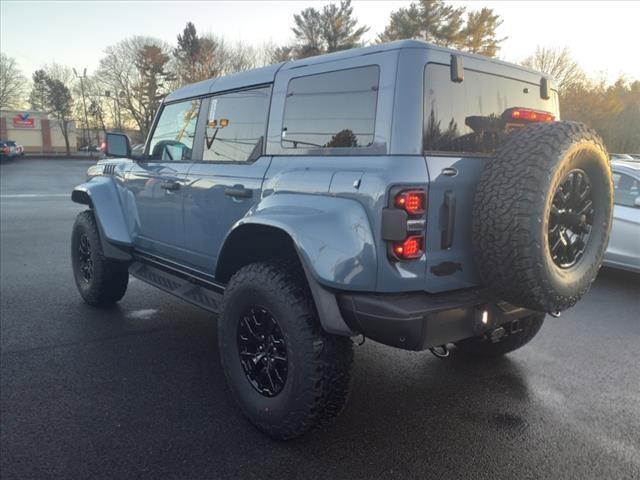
{"left": 71, "top": 40, "right": 614, "bottom": 439}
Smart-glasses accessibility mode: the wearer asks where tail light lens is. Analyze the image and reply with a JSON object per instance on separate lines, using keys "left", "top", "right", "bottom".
{"left": 392, "top": 235, "right": 423, "bottom": 260}
{"left": 394, "top": 190, "right": 426, "bottom": 215}
{"left": 503, "top": 108, "right": 555, "bottom": 123}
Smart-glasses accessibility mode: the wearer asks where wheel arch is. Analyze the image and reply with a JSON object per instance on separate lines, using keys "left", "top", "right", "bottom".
{"left": 71, "top": 177, "right": 132, "bottom": 261}
{"left": 216, "top": 221, "right": 356, "bottom": 336}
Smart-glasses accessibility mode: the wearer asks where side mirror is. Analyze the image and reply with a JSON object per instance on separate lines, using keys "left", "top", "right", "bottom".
{"left": 106, "top": 132, "right": 131, "bottom": 158}
{"left": 634, "top": 196, "right": 640, "bottom": 208}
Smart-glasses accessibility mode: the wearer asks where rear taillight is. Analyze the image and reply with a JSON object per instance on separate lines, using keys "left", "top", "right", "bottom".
{"left": 383, "top": 188, "right": 427, "bottom": 261}
{"left": 392, "top": 235, "right": 423, "bottom": 260}
{"left": 394, "top": 190, "right": 426, "bottom": 215}
{"left": 503, "top": 107, "right": 555, "bottom": 123}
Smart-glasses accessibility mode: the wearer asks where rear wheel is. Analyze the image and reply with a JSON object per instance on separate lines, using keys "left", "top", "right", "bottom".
{"left": 71, "top": 210, "right": 129, "bottom": 306}
{"left": 456, "top": 313, "right": 545, "bottom": 357}
{"left": 218, "top": 262, "right": 353, "bottom": 440}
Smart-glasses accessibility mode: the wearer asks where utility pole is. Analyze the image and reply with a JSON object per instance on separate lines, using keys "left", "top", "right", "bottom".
{"left": 73, "top": 67, "right": 91, "bottom": 147}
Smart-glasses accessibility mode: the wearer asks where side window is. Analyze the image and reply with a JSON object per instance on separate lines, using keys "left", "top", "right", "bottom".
{"left": 423, "top": 64, "right": 559, "bottom": 155}
{"left": 282, "top": 66, "right": 379, "bottom": 150}
{"left": 148, "top": 99, "right": 200, "bottom": 161}
{"left": 203, "top": 87, "right": 271, "bottom": 162}
{"left": 613, "top": 172, "right": 640, "bottom": 207}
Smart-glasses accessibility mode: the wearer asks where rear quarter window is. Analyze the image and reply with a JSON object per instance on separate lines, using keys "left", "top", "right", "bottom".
{"left": 281, "top": 65, "right": 379, "bottom": 151}
{"left": 423, "top": 63, "right": 559, "bottom": 155}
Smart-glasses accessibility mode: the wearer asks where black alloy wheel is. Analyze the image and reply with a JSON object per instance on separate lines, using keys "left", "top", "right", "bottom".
{"left": 548, "top": 169, "right": 594, "bottom": 268}
{"left": 237, "top": 305, "right": 288, "bottom": 397}
{"left": 78, "top": 233, "right": 94, "bottom": 283}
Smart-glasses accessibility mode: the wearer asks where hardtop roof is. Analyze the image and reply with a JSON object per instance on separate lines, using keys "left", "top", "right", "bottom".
{"left": 164, "top": 39, "right": 551, "bottom": 103}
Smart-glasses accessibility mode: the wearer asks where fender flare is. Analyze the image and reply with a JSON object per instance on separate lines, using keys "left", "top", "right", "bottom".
{"left": 72, "top": 176, "right": 133, "bottom": 261}
{"left": 217, "top": 193, "right": 378, "bottom": 335}
{"left": 221, "top": 192, "right": 377, "bottom": 291}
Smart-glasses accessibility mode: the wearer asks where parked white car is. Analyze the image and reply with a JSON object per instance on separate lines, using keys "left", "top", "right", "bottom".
{"left": 603, "top": 161, "right": 640, "bottom": 272}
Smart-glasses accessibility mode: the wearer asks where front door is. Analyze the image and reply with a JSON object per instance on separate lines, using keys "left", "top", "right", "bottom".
{"left": 182, "top": 86, "right": 272, "bottom": 273}
{"left": 125, "top": 99, "right": 202, "bottom": 261}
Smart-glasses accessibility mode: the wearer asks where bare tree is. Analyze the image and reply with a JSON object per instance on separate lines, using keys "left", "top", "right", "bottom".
{"left": 0, "top": 53, "right": 27, "bottom": 109}
{"left": 522, "top": 46, "right": 585, "bottom": 92}
{"left": 41, "top": 63, "right": 74, "bottom": 88}
{"left": 98, "top": 36, "right": 173, "bottom": 138}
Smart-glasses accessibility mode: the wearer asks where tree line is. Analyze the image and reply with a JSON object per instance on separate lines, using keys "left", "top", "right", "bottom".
{"left": 0, "top": 0, "right": 638, "bottom": 153}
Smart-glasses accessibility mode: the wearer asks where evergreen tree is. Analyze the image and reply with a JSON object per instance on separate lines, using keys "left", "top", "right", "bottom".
{"left": 292, "top": 7, "right": 323, "bottom": 58}
{"left": 459, "top": 8, "right": 505, "bottom": 57}
{"left": 44, "top": 78, "right": 74, "bottom": 154}
{"left": 29, "top": 69, "right": 50, "bottom": 111}
{"left": 378, "top": 0, "right": 465, "bottom": 47}
{"left": 321, "top": 0, "right": 369, "bottom": 52}
{"left": 134, "top": 44, "right": 173, "bottom": 134}
{"left": 174, "top": 22, "right": 202, "bottom": 84}
{"left": 378, "top": 1, "right": 505, "bottom": 58}
{"left": 292, "top": 0, "right": 369, "bottom": 58}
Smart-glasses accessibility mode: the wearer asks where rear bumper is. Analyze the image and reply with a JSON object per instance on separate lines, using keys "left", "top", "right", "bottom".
{"left": 337, "top": 289, "right": 534, "bottom": 351}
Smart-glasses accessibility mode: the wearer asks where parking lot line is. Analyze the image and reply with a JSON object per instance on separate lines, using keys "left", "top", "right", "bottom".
{"left": 0, "top": 194, "right": 70, "bottom": 198}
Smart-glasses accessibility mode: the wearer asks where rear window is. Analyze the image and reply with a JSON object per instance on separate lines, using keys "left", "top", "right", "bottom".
{"left": 424, "top": 64, "right": 559, "bottom": 155}
{"left": 282, "top": 66, "right": 379, "bottom": 150}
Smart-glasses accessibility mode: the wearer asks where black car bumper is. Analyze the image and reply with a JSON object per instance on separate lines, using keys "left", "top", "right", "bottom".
{"left": 337, "top": 289, "right": 534, "bottom": 351}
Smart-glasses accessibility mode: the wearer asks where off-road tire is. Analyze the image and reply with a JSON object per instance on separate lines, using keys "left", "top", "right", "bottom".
{"left": 71, "top": 210, "right": 129, "bottom": 306}
{"left": 473, "top": 121, "right": 613, "bottom": 313}
{"left": 456, "top": 313, "right": 545, "bottom": 357}
{"left": 218, "top": 262, "right": 354, "bottom": 440}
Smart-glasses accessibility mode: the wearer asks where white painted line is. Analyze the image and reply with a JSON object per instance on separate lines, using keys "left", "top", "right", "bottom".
{"left": 0, "top": 194, "right": 69, "bottom": 198}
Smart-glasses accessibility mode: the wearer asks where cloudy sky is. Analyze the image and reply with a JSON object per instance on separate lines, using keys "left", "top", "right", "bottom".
{"left": 1, "top": 1, "right": 638, "bottom": 83}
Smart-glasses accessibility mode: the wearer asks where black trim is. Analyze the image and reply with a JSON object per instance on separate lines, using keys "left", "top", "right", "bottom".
{"left": 450, "top": 55, "right": 464, "bottom": 82}
{"left": 71, "top": 190, "right": 91, "bottom": 206}
{"left": 440, "top": 190, "right": 456, "bottom": 249}
{"left": 133, "top": 250, "right": 225, "bottom": 293}
{"left": 338, "top": 289, "right": 533, "bottom": 351}
{"left": 129, "top": 261, "right": 224, "bottom": 313}
{"left": 381, "top": 208, "right": 408, "bottom": 241}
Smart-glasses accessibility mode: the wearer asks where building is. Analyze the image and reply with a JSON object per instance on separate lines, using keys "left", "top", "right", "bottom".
{"left": 0, "top": 110, "right": 77, "bottom": 153}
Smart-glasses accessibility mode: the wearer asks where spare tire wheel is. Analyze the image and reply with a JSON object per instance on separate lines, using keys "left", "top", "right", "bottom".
{"left": 472, "top": 121, "right": 613, "bottom": 313}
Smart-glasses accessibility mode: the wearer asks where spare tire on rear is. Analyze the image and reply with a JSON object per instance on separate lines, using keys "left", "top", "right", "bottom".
{"left": 472, "top": 121, "right": 613, "bottom": 313}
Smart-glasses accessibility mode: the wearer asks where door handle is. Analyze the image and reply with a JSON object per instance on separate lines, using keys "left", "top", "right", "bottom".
{"left": 160, "top": 180, "right": 181, "bottom": 192}
{"left": 224, "top": 185, "right": 252, "bottom": 199}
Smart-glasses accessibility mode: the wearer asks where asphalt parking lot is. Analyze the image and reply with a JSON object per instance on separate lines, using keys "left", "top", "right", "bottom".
{"left": 1, "top": 158, "right": 639, "bottom": 479}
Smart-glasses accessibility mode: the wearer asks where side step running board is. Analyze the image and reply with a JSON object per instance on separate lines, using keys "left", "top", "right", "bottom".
{"left": 129, "top": 261, "right": 223, "bottom": 314}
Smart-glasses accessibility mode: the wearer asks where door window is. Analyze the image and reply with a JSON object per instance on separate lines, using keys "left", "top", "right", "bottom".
{"left": 203, "top": 87, "right": 271, "bottom": 162}
{"left": 148, "top": 99, "right": 201, "bottom": 161}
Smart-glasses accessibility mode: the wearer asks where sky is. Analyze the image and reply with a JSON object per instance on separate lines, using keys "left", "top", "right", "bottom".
{"left": 1, "top": 0, "right": 639, "bottom": 84}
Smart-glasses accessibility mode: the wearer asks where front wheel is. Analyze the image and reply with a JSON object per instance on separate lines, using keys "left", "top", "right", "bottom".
{"left": 218, "top": 262, "right": 354, "bottom": 440}
{"left": 455, "top": 313, "right": 545, "bottom": 357}
{"left": 71, "top": 210, "right": 129, "bottom": 306}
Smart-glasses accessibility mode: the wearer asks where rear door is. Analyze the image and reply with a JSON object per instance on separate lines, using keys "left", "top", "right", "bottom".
{"left": 422, "top": 63, "right": 560, "bottom": 292}
{"left": 182, "top": 86, "right": 272, "bottom": 272}
{"left": 125, "top": 98, "right": 202, "bottom": 260}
